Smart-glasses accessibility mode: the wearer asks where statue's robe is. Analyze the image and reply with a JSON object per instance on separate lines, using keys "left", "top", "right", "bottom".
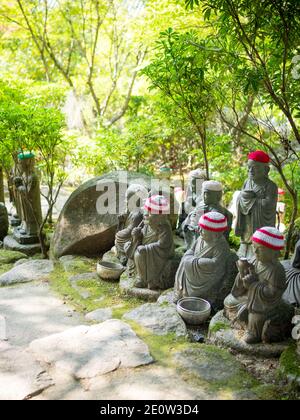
{"left": 282, "top": 240, "right": 300, "bottom": 306}
{"left": 134, "top": 220, "right": 174, "bottom": 289}
{"left": 183, "top": 201, "right": 233, "bottom": 249}
{"left": 230, "top": 259, "right": 288, "bottom": 340}
{"left": 235, "top": 178, "right": 277, "bottom": 257}
{"left": 175, "top": 235, "right": 231, "bottom": 301}
{"left": 232, "top": 260, "right": 286, "bottom": 311}
{"left": 18, "top": 173, "right": 42, "bottom": 236}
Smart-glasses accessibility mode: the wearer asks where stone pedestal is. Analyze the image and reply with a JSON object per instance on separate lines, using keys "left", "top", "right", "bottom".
{"left": 120, "top": 273, "right": 161, "bottom": 302}
{"left": 3, "top": 235, "right": 41, "bottom": 256}
{"left": 120, "top": 254, "right": 180, "bottom": 302}
{"left": 208, "top": 311, "right": 291, "bottom": 358}
{"left": 13, "top": 229, "right": 39, "bottom": 245}
{"left": 10, "top": 215, "right": 21, "bottom": 227}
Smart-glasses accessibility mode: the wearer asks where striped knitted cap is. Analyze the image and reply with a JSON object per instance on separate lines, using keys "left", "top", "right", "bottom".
{"left": 144, "top": 195, "right": 170, "bottom": 214}
{"left": 198, "top": 211, "right": 228, "bottom": 232}
{"left": 252, "top": 227, "right": 285, "bottom": 250}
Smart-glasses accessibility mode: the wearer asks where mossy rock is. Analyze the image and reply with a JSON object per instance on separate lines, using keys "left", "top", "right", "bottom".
{"left": 59, "top": 255, "right": 96, "bottom": 273}
{"left": 49, "top": 264, "right": 141, "bottom": 317}
{"left": 279, "top": 345, "right": 300, "bottom": 387}
{"left": 0, "top": 249, "right": 28, "bottom": 264}
{"left": 174, "top": 345, "right": 259, "bottom": 393}
{"left": 0, "top": 263, "right": 14, "bottom": 276}
{"left": 209, "top": 311, "right": 291, "bottom": 358}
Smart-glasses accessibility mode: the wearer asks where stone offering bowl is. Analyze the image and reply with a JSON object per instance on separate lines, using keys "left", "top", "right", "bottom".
{"left": 177, "top": 297, "right": 211, "bottom": 325}
{"left": 97, "top": 261, "right": 126, "bottom": 282}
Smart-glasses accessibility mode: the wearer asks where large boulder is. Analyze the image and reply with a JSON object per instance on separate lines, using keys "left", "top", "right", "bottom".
{"left": 51, "top": 171, "right": 179, "bottom": 259}
{"left": 51, "top": 172, "right": 151, "bottom": 259}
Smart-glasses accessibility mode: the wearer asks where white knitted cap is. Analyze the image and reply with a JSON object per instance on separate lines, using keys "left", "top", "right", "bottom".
{"left": 126, "top": 184, "right": 147, "bottom": 197}
{"left": 252, "top": 227, "right": 285, "bottom": 250}
{"left": 189, "top": 169, "right": 206, "bottom": 179}
{"left": 202, "top": 181, "right": 223, "bottom": 192}
{"left": 199, "top": 211, "right": 228, "bottom": 232}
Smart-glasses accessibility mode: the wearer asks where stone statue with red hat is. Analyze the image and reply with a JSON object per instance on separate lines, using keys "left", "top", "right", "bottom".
{"left": 174, "top": 211, "right": 236, "bottom": 307}
{"left": 224, "top": 227, "right": 293, "bottom": 344}
{"left": 124, "top": 195, "right": 175, "bottom": 290}
{"left": 235, "top": 150, "right": 278, "bottom": 259}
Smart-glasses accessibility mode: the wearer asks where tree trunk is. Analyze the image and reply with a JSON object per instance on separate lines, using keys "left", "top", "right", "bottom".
{"left": 0, "top": 167, "right": 5, "bottom": 203}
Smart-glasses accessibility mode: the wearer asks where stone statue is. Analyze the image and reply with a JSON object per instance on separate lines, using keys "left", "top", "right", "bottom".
{"left": 115, "top": 184, "right": 147, "bottom": 265}
{"left": 235, "top": 150, "right": 278, "bottom": 259}
{"left": 292, "top": 315, "right": 300, "bottom": 357}
{"left": 174, "top": 212, "right": 234, "bottom": 306}
{"left": 124, "top": 195, "right": 174, "bottom": 290}
{"left": 183, "top": 181, "right": 233, "bottom": 249}
{"left": 9, "top": 167, "right": 22, "bottom": 227}
{"left": 0, "top": 202, "right": 9, "bottom": 241}
{"left": 184, "top": 169, "right": 207, "bottom": 215}
{"left": 224, "top": 227, "right": 293, "bottom": 344}
{"left": 174, "top": 170, "right": 206, "bottom": 238}
{"left": 14, "top": 152, "right": 42, "bottom": 240}
{"left": 282, "top": 239, "right": 300, "bottom": 306}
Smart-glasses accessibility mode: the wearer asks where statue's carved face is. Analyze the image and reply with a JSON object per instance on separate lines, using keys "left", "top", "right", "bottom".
{"left": 20, "top": 158, "right": 34, "bottom": 173}
{"left": 143, "top": 211, "right": 161, "bottom": 229}
{"left": 203, "top": 189, "right": 222, "bottom": 205}
{"left": 200, "top": 228, "right": 220, "bottom": 243}
{"left": 253, "top": 242, "right": 278, "bottom": 263}
{"left": 248, "top": 160, "right": 269, "bottom": 183}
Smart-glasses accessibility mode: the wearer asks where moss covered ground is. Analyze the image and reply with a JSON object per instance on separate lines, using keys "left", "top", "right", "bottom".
{"left": 0, "top": 250, "right": 297, "bottom": 401}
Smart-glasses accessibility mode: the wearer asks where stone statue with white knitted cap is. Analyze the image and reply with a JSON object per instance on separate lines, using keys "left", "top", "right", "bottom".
{"left": 236, "top": 150, "right": 278, "bottom": 259}
{"left": 124, "top": 195, "right": 174, "bottom": 290}
{"left": 183, "top": 180, "right": 233, "bottom": 249}
{"left": 174, "top": 212, "right": 234, "bottom": 306}
{"left": 114, "top": 184, "right": 148, "bottom": 265}
{"left": 184, "top": 169, "right": 207, "bottom": 214}
{"left": 224, "top": 227, "right": 293, "bottom": 344}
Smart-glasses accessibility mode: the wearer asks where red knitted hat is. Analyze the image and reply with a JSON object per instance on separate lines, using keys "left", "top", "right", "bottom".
{"left": 199, "top": 211, "right": 228, "bottom": 232}
{"left": 252, "top": 227, "right": 285, "bottom": 250}
{"left": 144, "top": 195, "right": 170, "bottom": 214}
{"left": 248, "top": 150, "right": 270, "bottom": 163}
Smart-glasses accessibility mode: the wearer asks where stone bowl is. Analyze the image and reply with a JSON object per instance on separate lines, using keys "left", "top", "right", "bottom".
{"left": 97, "top": 261, "right": 126, "bottom": 282}
{"left": 177, "top": 297, "right": 211, "bottom": 325}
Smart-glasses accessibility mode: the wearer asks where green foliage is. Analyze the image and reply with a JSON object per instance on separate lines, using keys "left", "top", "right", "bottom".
{"left": 279, "top": 345, "right": 300, "bottom": 385}
{"left": 143, "top": 28, "right": 223, "bottom": 176}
